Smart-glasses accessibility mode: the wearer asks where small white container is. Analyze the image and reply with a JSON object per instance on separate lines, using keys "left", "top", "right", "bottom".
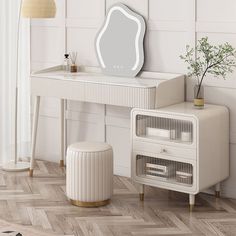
{"left": 146, "top": 163, "right": 175, "bottom": 179}
{"left": 181, "top": 131, "right": 191, "bottom": 142}
{"left": 146, "top": 127, "right": 170, "bottom": 139}
{"left": 176, "top": 171, "right": 193, "bottom": 185}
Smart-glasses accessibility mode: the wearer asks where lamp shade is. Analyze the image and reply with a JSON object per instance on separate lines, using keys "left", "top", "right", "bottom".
{"left": 21, "top": 0, "right": 56, "bottom": 18}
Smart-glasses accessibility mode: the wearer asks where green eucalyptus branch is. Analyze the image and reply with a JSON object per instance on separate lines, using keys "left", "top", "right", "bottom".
{"left": 180, "top": 37, "right": 236, "bottom": 99}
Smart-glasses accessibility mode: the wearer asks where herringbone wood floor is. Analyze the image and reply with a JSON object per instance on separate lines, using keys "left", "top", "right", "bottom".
{"left": 0, "top": 160, "right": 236, "bottom": 236}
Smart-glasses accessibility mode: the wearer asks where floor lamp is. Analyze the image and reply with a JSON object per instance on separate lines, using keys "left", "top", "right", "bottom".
{"left": 2, "top": 0, "right": 56, "bottom": 172}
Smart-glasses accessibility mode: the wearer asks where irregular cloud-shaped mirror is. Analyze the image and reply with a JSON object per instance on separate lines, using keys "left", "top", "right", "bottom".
{"left": 95, "top": 3, "right": 146, "bottom": 77}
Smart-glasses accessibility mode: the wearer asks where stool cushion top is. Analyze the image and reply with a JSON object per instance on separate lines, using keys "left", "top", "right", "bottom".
{"left": 68, "top": 142, "right": 112, "bottom": 153}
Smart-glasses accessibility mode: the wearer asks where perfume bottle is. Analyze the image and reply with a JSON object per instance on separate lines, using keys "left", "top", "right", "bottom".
{"left": 63, "top": 54, "right": 70, "bottom": 71}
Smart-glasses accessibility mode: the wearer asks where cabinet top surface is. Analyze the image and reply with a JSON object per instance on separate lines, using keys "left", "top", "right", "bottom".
{"left": 133, "top": 102, "right": 228, "bottom": 117}
{"left": 31, "top": 66, "right": 184, "bottom": 89}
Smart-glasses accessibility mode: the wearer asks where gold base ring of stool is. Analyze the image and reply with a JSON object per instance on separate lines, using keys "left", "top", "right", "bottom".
{"left": 70, "top": 199, "right": 110, "bottom": 207}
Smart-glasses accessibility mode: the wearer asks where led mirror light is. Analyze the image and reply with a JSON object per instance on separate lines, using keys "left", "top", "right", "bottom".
{"left": 95, "top": 3, "right": 146, "bottom": 77}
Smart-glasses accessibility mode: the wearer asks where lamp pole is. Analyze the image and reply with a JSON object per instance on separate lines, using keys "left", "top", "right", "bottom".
{"left": 2, "top": 0, "right": 56, "bottom": 172}
{"left": 2, "top": 0, "right": 30, "bottom": 171}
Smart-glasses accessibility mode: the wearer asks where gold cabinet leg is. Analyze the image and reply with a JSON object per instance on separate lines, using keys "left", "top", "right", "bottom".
{"left": 189, "top": 204, "right": 194, "bottom": 212}
{"left": 189, "top": 194, "right": 195, "bottom": 211}
{"left": 139, "top": 184, "right": 144, "bottom": 201}
{"left": 29, "top": 169, "right": 33, "bottom": 177}
{"left": 215, "top": 183, "right": 220, "bottom": 198}
{"left": 139, "top": 193, "right": 144, "bottom": 201}
{"left": 60, "top": 160, "right": 64, "bottom": 167}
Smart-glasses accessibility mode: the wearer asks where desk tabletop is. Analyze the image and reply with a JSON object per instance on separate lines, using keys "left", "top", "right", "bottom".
{"left": 32, "top": 66, "right": 184, "bottom": 89}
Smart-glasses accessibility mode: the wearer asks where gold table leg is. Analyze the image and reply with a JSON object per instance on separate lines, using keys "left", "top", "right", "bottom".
{"left": 60, "top": 160, "right": 64, "bottom": 167}
{"left": 139, "top": 193, "right": 144, "bottom": 201}
{"left": 29, "top": 169, "right": 33, "bottom": 177}
{"left": 215, "top": 191, "right": 220, "bottom": 198}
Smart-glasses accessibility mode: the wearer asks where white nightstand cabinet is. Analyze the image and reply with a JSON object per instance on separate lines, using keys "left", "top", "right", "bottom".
{"left": 131, "top": 103, "right": 229, "bottom": 210}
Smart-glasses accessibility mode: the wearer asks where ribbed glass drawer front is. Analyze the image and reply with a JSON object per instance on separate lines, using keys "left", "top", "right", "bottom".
{"left": 136, "top": 115, "right": 194, "bottom": 145}
{"left": 136, "top": 155, "right": 193, "bottom": 186}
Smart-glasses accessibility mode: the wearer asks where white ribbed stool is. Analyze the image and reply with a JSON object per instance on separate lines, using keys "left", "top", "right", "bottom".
{"left": 66, "top": 142, "right": 113, "bottom": 207}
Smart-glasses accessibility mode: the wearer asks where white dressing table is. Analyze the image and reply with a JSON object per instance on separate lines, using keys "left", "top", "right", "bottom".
{"left": 29, "top": 65, "right": 185, "bottom": 176}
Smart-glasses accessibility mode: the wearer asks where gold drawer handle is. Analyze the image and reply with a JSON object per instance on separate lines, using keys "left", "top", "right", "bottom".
{"left": 160, "top": 148, "right": 167, "bottom": 153}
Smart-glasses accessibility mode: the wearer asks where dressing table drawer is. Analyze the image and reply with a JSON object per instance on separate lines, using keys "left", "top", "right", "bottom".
{"left": 133, "top": 141, "right": 197, "bottom": 160}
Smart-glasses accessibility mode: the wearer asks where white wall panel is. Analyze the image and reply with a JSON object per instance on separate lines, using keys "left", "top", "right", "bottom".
{"left": 197, "top": 0, "right": 236, "bottom": 22}
{"left": 67, "top": 119, "right": 104, "bottom": 145}
{"left": 205, "top": 87, "right": 236, "bottom": 144}
{"left": 35, "top": 116, "right": 61, "bottom": 163}
{"left": 66, "top": 0, "right": 104, "bottom": 28}
{"left": 106, "top": 125, "right": 131, "bottom": 177}
{"left": 149, "top": 0, "right": 188, "bottom": 22}
{"left": 146, "top": 31, "right": 187, "bottom": 73}
{"left": 31, "top": 62, "right": 59, "bottom": 72}
{"left": 31, "top": 27, "right": 64, "bottom": 64}
{"left": 222, "top": 144, "right": 236, "bottom": 198}
{"left": 106, "top": 0, "right": 148, "bottom": 19}
{"left": 67, "top": 101, "right": 104, "bottom": 114}
{"left": 37, "top": 97, "right": 60, "bottom": 118}
{"left": 67, "top": 28, "right": 99, "bottom": 66}
{"left": 105, "top": 105, "right": 131, "bottom": 176}
{"left": 67, "top": 0, "right": 105, "bottom": 19}
{"left": 106, "top": 105, "right": 131, "bottom": 119}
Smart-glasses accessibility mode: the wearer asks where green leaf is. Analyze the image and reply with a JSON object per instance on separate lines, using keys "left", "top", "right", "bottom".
{"left": 180, "top": 37, "right": 236, "bottom": 82}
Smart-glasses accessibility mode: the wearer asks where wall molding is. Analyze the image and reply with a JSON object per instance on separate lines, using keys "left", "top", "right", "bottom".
{"left": 66, "top": 18, "right": 102, "bottom": 29}
{"left": 148, "top": 20, "right": 188, "bottom": 32}
{"left": 196, "top": 21, "right": 236, "bottom": 34}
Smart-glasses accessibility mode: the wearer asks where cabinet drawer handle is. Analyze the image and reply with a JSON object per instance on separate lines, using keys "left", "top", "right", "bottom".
{"left": 161, "top": 148, "right": 167, "bottom": 153}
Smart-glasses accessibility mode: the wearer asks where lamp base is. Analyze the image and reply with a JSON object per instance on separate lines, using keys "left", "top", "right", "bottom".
{"left": 2, "top": 161, "right": 30, "bottom": 172}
